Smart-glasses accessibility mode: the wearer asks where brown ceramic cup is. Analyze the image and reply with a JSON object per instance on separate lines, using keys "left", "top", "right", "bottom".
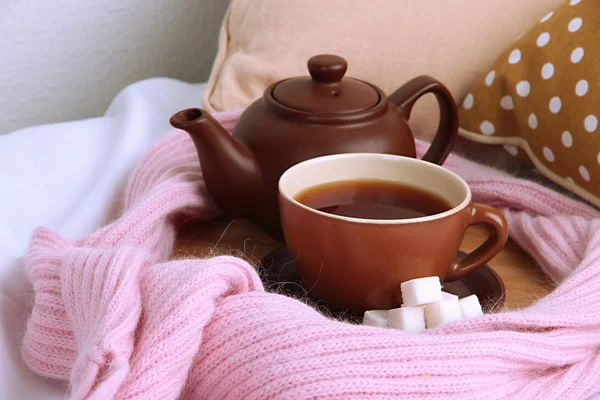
{"left": 278, "top": 153, "right": 508, "bottom": 312}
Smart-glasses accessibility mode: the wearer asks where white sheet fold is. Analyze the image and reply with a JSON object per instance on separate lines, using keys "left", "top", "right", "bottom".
{"left": 0, "top": 77, "right": 207, "bottom": 399}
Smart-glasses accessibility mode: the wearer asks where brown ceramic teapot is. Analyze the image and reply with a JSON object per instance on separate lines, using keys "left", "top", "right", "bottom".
{"left": 170, "top": 54, "right": 458, "bottom": 238}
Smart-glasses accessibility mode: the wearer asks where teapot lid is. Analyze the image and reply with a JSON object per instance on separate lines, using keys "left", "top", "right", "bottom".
{"left": 271, "top": 55, "right": 379, "bottom": 114}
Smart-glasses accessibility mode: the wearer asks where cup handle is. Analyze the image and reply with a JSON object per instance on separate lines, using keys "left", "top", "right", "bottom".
{"left": 388, "top": 75, "right": 459, "bottom": 165}
{"left": 445, "top": 203, "right": 509, "bottom": 281}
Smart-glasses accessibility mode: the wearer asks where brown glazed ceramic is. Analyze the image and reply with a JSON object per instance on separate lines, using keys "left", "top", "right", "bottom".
{"left": 169, "top": 54, "right": 459, "bottom": 238}
{"left": 278, "top": 153, "right": 509, "bottom": 312}
{"left": 259, "top": 247, "right": 505, "bottom": 321}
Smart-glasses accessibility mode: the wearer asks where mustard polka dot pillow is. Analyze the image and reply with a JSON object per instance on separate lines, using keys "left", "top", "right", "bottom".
{"left": 459, "top": 0, "right": 600, "bottom": 207}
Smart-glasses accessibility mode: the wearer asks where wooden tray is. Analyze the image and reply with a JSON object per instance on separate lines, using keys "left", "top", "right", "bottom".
{"left": 172, "top": 216, "right": 554, "bottom": 310}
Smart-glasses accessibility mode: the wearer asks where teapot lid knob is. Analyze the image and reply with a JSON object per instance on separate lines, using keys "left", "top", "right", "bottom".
{"left": 271, "top": 53, "right": 378, "bottom": 113}
{"left": 307, "top": 54, "right": 347, "bottom": 84}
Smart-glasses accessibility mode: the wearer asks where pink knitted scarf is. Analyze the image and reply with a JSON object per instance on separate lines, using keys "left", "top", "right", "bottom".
{"left": 21, "top": 110, "right": 600, "bottom": 399}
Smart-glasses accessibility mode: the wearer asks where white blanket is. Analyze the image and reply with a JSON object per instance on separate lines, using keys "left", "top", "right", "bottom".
{"left": 0, "top": 78, "right": 207, "bottom": 399}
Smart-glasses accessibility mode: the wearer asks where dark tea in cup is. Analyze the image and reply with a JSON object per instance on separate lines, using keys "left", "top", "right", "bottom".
{"left": 294, "top": 179, "right": 452, "bottom": 220}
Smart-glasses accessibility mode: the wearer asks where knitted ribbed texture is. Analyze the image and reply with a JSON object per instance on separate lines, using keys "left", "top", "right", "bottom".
{"left": 21, "top": 110, "right": 600, "bottom": 399}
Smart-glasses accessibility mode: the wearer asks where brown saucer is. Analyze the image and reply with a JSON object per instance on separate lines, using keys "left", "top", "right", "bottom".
{"left": 259, "top": 247, "right": 505, "bottom": 322}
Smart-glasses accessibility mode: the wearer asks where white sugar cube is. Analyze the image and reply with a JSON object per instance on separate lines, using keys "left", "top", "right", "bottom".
{"left": 459, "top": 294, "right": 484, "bottom": 320}
{"left": 388, "top": 307, "right": 425, "bottom": 333}
{"left": 401, "top": 304, "right": 426, "bottom": 311}
{"left": 362, "top": 310, "right": 389, "bottom": 327}
{"left": 424, "top": 300, "right": 463, "bottom": 328}
{"left": 400, "top": 276, "right": 443, "bottom": 307}
{"left": 442, "top": 291, "right": 459, "bottom": 302}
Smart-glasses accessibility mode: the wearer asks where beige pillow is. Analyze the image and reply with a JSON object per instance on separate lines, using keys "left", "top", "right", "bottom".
{"left": 202, "top": 0, "right": 563, "bottom": 141}
{"left": 459, "top": 0, "right": 600, "bottom": 207}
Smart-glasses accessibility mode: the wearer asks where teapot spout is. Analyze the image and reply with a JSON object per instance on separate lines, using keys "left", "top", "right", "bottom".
{"left": 170, "top": 108, "right": 261, "bottom": 215}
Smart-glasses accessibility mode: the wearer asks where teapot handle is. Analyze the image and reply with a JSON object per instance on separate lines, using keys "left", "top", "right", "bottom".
{"left": 388, "top": 76, "right": 458, "bottom": 165}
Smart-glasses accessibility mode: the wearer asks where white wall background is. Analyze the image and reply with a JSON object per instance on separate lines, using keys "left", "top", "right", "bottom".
{"left": 0, "top": 0, "right": 228, "bottom": 134}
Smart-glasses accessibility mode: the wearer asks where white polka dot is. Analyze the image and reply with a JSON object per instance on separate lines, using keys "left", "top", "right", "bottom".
{"left": 570, "top": 0, "right": 581, "bottom": 5}
{"left": 541, "top": 63, "right": 554, "bottom": 79}
{"left": 541, "top": 11, "right": 553, "bottom": 22}
{"left": 549, "top": 97, "right": 562, "bottom": 114}
{"left": 568, "top": 17, "right": 583, "bottom": 32}
{"left": 585, "top": 115, "right": 598, "bottom": 132}
{"left": 543, "top": 147, "right": 555, "bottom": 162}
{"left": 571, "top": 47, "right": 584, "bottom": 63}
{"left": 537, "top": 32, "right": 550, "bottom": 47}
{"left": 500, "top": 95, "right": 514, "bottom": 110}
{"left": 528, "top": 113, "right": 538, "bottom": 129}
{"left": 579, "top": 165, "right": 590, "bottom": 181}
{"left": 485, "top": 71, "right": 495, "bottom": 86}
{"left": 597, "top": 153, "right": 600, "bottom": 165}
{"left": 480, "top": 121, "right": 495, "bottom": 136}
{"left": 504, "top": 145, "right": 518, "bottom": 156}
{"left": 516, "top": 81, "right": 531, "bottom": 97}
{"left": 508, "top": 50, "right": 521, "bottom": 64}
{"left": 463, "top": 93, "right": 474, "bottom": 109}
{"left": 562, "top": 131, "right": 573, "bottom": 148}
{"left": 576, "top": 80, "right": 588, "bottom": 96}
{"left": 566, "top": 177, "right": 575, "bottom": 183}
